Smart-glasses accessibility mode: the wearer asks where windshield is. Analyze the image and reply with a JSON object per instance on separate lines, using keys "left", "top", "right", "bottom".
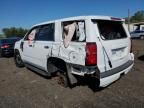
{"left": 93, "top": 20, "right": 127, "bottom": 40}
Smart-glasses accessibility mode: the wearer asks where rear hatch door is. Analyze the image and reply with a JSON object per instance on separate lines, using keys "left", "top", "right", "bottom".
{"left": 93, "top": 19, "right": 131, "bottom": 73}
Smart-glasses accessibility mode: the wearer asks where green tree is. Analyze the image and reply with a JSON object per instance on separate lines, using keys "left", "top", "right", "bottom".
{"left": 131, "top": 10, "right": 144, "bottom": 22}
{"left": 125, "top": 10, "right": 144, "bottom": 23}
{"left": 2, "top": 27, "right": 28, "bottom": 38}
{"left": 0, "top": 34, "right": 5, "bottom": 39}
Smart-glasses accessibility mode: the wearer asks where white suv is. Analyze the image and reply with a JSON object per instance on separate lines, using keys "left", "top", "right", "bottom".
{"left": 14, "top": 16, "right": 134, "bottom": 87}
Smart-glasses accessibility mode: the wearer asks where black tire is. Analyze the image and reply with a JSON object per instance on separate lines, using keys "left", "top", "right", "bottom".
{"left": 14, "top": 51, "right": 24, "bottom": 68}
{"left": 0, "top": 53, "right": 2, "bottom": 58}
{"left": 0, "top": 49, "right": 3, "bottom": 58}
{"left": 58, "top": 61, "right": 71, "bottom": 87}
{"left": 56, "top": 62, "right": 69, "bottom": 87}
{"left": 57, "top": 72, "right": 69, "bottom": 87}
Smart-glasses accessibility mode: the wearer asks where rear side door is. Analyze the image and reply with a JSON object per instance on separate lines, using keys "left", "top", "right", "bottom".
{"left": 92, "top": 20, "right": 132, "bottom": 72}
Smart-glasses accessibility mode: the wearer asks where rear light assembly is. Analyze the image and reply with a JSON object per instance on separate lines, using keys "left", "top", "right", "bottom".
{"left": 85, "top": 42, "right": 97, "bottom": 66}
{"left": 1, "top": 45, "right": 9, "bottom": 49}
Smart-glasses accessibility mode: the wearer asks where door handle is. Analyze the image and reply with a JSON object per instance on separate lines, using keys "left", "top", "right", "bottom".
{"left": 44, "top": 46, "right": 49, "bottom": 49}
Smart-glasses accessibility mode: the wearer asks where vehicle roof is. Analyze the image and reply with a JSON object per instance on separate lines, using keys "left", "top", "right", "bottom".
{"left": 0, "top": 38, "right": 20, "bottom": 42}
{"left": 33, "top": 15, "right": 125, "bottom": 27}
{"left": 1, "top": 38, "right": 19, "bottom": 40}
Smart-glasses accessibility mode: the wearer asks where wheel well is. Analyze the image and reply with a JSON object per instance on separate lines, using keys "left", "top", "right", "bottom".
{"left": 14, "top": 49, "right": 21, "bottom": 58}
{"left": 14, "top": 49, "right": 19, "bottom": 54}
{"left": 47, "top": 57, "right": 67, "bottom": 73}
{"left": 47, "top": 57, "right": 78, "bottom": 86}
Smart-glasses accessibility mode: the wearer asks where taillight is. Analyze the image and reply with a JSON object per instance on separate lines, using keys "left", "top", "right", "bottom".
{"left": 85, "top": 42, "right": 97, "bottom": 66}
{"left": 1, "top": 45, "right": 9, "bottom": 49}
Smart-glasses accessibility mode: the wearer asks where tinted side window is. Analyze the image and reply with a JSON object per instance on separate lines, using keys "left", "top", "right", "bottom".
{"left": 140, "top": 31, "right": 144, "bottom": 33}
{"left": 35, "top": 24, "right": 54, "bottom": 41}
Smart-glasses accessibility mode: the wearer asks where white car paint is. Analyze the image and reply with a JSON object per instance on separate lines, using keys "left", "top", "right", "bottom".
{"left": 14, "top": 16, "right": 134, "bottom": 87}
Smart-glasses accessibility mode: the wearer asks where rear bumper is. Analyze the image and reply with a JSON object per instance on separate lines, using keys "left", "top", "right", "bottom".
{"left": 100, "top": 60, "right": 134, "bottom": 87}
{"left": 71, "top": 53, "right": 134, "bottom": 87}
{"left": 71, "top": 59, "right": 134, "bottom": 76}
{"left": 100, "top": 60, "right": 133, "bottom": 78}
{"left": 71, "top": 59, "right": 134, "bottom": 87}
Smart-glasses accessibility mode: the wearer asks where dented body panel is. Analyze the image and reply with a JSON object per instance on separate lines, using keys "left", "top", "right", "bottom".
{"left": 14, "top": 15, "right": 134, "bottom": 87}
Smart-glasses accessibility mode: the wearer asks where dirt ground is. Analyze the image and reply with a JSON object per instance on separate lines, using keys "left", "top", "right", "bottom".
{"left": 0, "top": 40, "right": 144, "bottom": 108}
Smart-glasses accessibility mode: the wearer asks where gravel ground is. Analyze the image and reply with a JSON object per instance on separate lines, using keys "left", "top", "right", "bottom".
{"left": 0, "top": 40, "right": 144, "bottom": 108}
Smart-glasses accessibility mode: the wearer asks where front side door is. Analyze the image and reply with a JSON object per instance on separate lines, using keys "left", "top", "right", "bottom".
{"left": 29, "top": 23, "right": 55, "bottom": 70}
{"left": 22, "top": 27, "right": 39, "bottom": 65}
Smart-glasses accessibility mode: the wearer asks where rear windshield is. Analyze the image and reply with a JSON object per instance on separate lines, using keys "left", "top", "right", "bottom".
{"left": 93, "top": 20, "right": 127, "bottom": 40}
